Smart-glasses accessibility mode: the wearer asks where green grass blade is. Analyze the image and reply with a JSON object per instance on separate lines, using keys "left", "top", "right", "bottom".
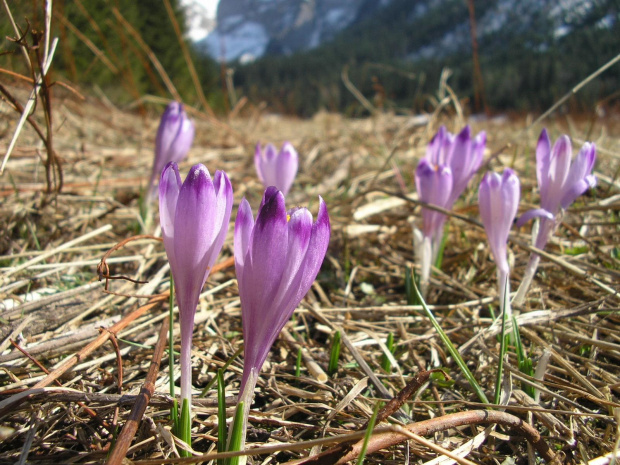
{"left": 295, "top": 347, "right": 302, "bottom": 377}
{"left": 227, "top": 401, "right": 245, "bottom": 465}
{"left": 217, "top": 369, "right": 227, "bottom": 465}
{"left": 200, "top": 346, "right": 243, "bottom": 397}
{"left": 410, "top": 267, "right": 489, "bottom": 404}
{"left": 356, "top": 402, "right": 381, "bottom": 465}
{"left": 381, "top": 332, "right": 395, "bottom": 372}
{"left": 179, "top": 398, "right": 191, "bottom": 457}
{"left": 328, "top": 330, "right": 341, "bottom": 375}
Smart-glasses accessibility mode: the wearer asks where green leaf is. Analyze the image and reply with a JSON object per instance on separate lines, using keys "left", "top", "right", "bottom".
{"left": 227, "top": 401, "right": 245, "bottom": 465}
{"left": 217, "top": 369, "right": 227, "bottom": 465}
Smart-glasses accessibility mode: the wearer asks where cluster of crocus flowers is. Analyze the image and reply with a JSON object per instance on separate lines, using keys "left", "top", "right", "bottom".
{"left": 414, "top": 125, "right": 486, "bottom": 294}
{"left": 478, "top": 169, "right": 520, "bottom": 317}
{"left": 254, "top": 142, "right": 299, "bottom": 196}
{"left": 147, "top": 102, "right": 195, "bottom": 201}
{"left": 159, "top": 162, "right": 233, "bottom": 447}
{"left": 513, "top": 129, "right": 597, "bottom": 305}
{"left": 234, "top": 186, "right": 330, "bottom": 451}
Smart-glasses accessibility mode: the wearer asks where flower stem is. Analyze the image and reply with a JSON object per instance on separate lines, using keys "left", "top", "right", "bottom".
{"left": 513, "top": 217, "right": 555, "bottom": 306}
{"left": 494, "top": 270, "right": 511, "bottom": 405}
{"left": 168, "top": 275, "right": 178, "bottom": 433}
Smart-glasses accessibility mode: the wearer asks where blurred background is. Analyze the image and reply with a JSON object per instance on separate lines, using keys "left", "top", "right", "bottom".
{"left": 1, "top": 0, "right": 618, "bottom": 117}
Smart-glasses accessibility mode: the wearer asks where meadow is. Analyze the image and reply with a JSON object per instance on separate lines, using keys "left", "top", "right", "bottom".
{"left": 1, "top": 5, "right": 620, "bottom": 464}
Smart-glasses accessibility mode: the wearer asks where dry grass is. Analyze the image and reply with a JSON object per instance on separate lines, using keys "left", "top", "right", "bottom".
{"left": 1, "top": 81, "right": 619, "bottom": 464}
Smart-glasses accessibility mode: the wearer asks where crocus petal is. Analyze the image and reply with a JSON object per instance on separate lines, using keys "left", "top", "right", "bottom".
{"left": 560, "top": 142, "right": 596, "bottom": 209}
{"left": 173, "top": 165, "right": 217, "bottom": 313}
{"left": 234, "top": 198, "right": 255, "bottom": 282}
{"left": 560, "top": 176, "right": 597, "bottom": 210}
{"left": 209, "top": 170, "right": 234, "bottom": 264}
{"left": 541, "top": 135, "right": 572, "bottom": 213}
{"left": 536, "top": 128, "right": 551, "bottom": 197}
{"left": 241, "top": 189, "right": 289, "bottom": 346}
{"left": 254, "top": 143, "right": 265, "bottom": 183}
{"left": 448, "top": 126, "right": 486, "bottom": 206}
{"left": 425, "top": 126, "right": 446, "bottom": 165}
{"left": 169, "top": 116, "right": 195, "bottom": 164}
{"left": 159, "top": 162, "right": 182, "bottom": 270}
{"left": 515, "top": 208, "right": 554, "bottom": 228}
{"left": 255, "top": 143, "right": 299, "bottom": 196}
{"left": 149, "top": 102, "right": 195, "bottom": 200}
{"left": 415, "top": 159, "right": 453, "bottom": 239}
{"left": 275, "top": 142, "right": 299, "bottom": 196}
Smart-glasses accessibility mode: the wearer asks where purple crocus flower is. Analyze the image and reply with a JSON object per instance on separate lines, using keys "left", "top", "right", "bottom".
{"left": 148, "top": 102, "right": 195, "bottom": 201}
{"left": 415, "top": 158, "right": 453, "bottom": 246}
{"left": 513, "top": 129, "right": 596, "bottom": 305}
{"left": 159, "top": 162, "right": 233, "bottom": 409}
{"left": 536, "top": 129, "right": 597, "bottom": 217}
{"left": 234, "top": 187, "right": 330, "bottom": 431}
{"left": 254, "top": 142, "right": 299, "bottom": 196}
{"left": 479, "top": 169, "right": 520, "bottom": 315}
{"left": 413, "top": 126, "right": 485, "bottom": 294}
{"left": 425, "top": 125, "right": 486, "bottom": 207}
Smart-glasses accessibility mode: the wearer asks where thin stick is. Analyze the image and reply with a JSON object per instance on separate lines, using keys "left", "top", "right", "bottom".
{"left": 2, "top": 224, "right": 113, "bottom": 280}
{"left": 1, "top": 0, "right": 32, "bottom": 70}
{"left": 106, "top": 318, "right": 169, "bottom": 465}
{"left": 529, "top": 53, "right": 620, "bottom": 129}
{"left": 0, "top": 38, "right": 58, "bottom": 175}
{"left": 29, "top": 300, "right": 158, "bottom": 389}
{"left": 287, "top": 410, "right": 559, "bottom": 465}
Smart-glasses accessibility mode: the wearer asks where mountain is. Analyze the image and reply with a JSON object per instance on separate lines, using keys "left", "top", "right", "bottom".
{"left": 199, "top": 0, "right": 391, "bottom": 63}
{"left": 198, "top": 0, "right": 616, "bottom": 63}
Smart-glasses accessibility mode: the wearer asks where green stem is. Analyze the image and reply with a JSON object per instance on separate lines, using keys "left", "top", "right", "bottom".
{"left": 494, "top": 271, "right": 510, "bottom": 405}
{"left": 169, "top": 275, "right": 178, "bottom": 433}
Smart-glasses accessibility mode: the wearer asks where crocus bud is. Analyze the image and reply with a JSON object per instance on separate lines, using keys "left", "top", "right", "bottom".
{"left": 478, "top": 169, "right": 520, "bottom": 276}
{"left": 254, "top": 142, "right": 299, "bottom": 196}
{"left": 159, "top": 162, "right": 233, "bottom": 405}
{"left": 148, "top": 102, "right": 195, "bottom": 200}
{"left": 234, "top": 187, "right": 330, "bottom": 395}
{"left": 415, "top": 158, "right": 453, "bottom": 241}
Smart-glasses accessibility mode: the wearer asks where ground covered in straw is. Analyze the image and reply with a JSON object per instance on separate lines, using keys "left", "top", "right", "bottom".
{"left": 1, "top": 84, "right": 619, "bottom": 464}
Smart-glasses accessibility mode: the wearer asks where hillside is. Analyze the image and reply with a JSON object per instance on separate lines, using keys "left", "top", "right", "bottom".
{"left": 219, "top": 0, "right": 619, "bottom": 115}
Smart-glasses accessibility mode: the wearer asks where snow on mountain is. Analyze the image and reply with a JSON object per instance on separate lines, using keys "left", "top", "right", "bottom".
{"left": 195, "top": 0, "right": 613, "bottom": 62}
